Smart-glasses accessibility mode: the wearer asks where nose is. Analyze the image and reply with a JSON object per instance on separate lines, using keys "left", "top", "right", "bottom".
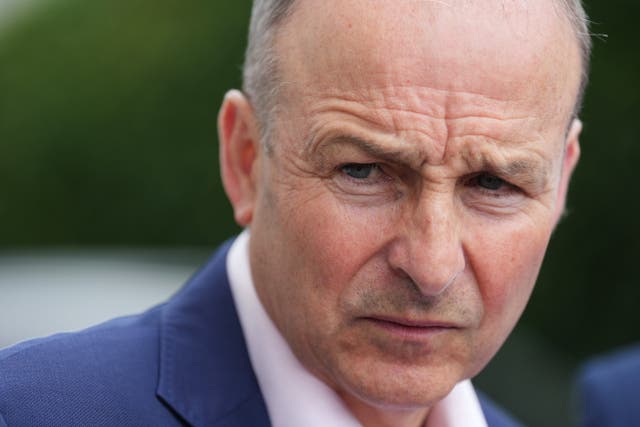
{"left": 387, "top": 195, "right": 466, "bottom": 296}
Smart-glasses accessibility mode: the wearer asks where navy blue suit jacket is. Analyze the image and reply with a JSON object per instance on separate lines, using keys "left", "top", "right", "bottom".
{"left": 576, "top": 344, "right": 640, "bottom": 427}
{"left": 0, "top": 241, "right": 520, "bottom": 426}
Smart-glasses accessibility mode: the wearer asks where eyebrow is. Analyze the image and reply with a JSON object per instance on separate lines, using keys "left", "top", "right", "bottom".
{"left": 466, "top": 153, "right": 551, "bottom": 190}
{"left": 308, "top": 133, "right": 424, "bottom": 168}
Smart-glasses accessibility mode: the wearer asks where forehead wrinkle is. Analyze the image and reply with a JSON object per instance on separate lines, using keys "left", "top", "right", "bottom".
{"left": 301, "top": 84, "right": 518, "bottom": 118}
{"left": 445, "top": 119, "right": 543, "bottom": 151}
{"left": 301, "top": 94, "right": 448, "bottom": 159}
{"left": 301, "top": 86, "right": 448, "bottom": 123}
{"left": 298, "top": 84, "right": 537, "bottom": 140}
{"left": 306, "top": 98, "right": 446, "bottom": 134}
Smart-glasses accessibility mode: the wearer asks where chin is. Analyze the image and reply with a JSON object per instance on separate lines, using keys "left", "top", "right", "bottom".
{"left": 332, "top": 357, "right": 465, "bottom": 411}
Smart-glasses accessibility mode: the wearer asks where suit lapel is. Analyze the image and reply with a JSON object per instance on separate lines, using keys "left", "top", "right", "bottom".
{"left": 156, "top": 240, "right": 270, "bottom": 427}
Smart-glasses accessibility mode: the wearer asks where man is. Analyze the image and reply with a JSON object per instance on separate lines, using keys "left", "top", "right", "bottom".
{"left": 0, "top": 0, "right": 590, "bottom": 426}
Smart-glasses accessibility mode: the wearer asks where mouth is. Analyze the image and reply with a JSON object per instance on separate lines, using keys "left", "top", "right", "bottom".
{"left": 361, "top": 315, "right": 459, "bottom": 339}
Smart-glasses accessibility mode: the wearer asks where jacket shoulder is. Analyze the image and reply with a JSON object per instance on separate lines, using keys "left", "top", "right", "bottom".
{"left": 577, "top": 345, "right": 640, "bottom": 427}
{"left": 0, "top": 305, "right": 182, "bottom": 426}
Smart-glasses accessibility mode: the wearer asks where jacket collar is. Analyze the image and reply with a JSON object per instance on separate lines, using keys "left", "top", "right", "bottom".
{"left": 156, "top": 240, "right": 270, "bottom": 427}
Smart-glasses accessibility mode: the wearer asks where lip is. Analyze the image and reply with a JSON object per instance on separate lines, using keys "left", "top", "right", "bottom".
{"left": 361, "top": 315, "right": 459, "bottom": 339}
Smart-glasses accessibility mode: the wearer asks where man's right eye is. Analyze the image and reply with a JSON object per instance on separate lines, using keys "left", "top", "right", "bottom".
{"left": 476, "top": 173, "right": 506, "bottom": 191}
{"left": 340, "top": 163, "right": 377, "bottom": 179}
{"left": 333, "top": 163, "right": 397, "bottom": 200}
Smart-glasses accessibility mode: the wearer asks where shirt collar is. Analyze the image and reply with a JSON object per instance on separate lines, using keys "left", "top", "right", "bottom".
{"left": 227, "top": 230, "right": 487, "bottom": 427}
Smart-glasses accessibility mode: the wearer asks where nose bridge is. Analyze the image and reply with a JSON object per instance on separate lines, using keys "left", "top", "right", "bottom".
{"left": 390, "top": 190, "right": 465, "bottom": 296}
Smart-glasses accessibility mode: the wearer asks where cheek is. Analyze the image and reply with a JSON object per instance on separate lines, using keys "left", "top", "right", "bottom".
{"left": 260, "top": 188, "right": 399, "bottom": 365}
{"left": 284, "top": 196, "right": 397, "bottom": 285}
{"left": 468, "top": 218, "right": 553, "bottom": 334}
{"left": 459, "top": 217, "right": 554, "bottom": 378}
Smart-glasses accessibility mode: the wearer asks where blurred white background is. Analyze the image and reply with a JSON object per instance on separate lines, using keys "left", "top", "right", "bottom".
{"left": 0, "top": 250, "right": 207, "bottom": 348}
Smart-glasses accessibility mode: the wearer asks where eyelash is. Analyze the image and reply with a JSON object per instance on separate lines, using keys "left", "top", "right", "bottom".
{"left": 464, "top": 173, "right": 522, "bottom": 197}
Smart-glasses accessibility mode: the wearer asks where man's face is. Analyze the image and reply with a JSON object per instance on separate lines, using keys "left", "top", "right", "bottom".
{"left": 245, "top": 0, "right": 581, "bottom": 417}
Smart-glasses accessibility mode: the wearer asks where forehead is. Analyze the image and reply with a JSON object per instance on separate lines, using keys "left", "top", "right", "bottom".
{"left": 275, "top": 0, "right": 581, "bottom": 132}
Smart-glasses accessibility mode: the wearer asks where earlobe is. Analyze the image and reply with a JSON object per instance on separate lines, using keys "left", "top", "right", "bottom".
{"left": 218, "top": 90, "right": 261, "bottom": 226}
{"left": 554, "top": 118, "right": 582, "bottom": 225}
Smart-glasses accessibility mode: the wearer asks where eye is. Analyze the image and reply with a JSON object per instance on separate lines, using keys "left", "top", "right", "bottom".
{"left": 341, "top": 163, "right": 378, "bottom": 179}
{"left": 464, "top": 172, "right": 522, "bottom": 198}
{"left": 462, "top": 172, "right": 525, "bottom": 215}
{"left": 476, "top": 173, "right": 506, "bottom": 191}
{"left": 333, "top": 162, "right": 397, "bottom": 200}
{"left": 463, "top": 171, "right": 525, "bottom": 205}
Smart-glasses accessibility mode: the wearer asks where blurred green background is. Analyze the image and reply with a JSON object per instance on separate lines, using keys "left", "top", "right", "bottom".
{"left": 0, "top": 1, "right": 637, "bottom": 425}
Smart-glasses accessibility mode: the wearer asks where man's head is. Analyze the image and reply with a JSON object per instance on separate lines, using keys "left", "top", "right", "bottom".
{"left": 219, "top": 0, "right": 588, "bottom": 424}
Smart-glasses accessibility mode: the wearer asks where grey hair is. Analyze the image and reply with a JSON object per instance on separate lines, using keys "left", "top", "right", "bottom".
{"left": 242, "top": 0, "right": 297, "bottom": 147}
{"left": 557, "top": 0, "right": 593, "bottom": 117}
{"left": 242, "top": 0, "right": 592, "bottom": 145}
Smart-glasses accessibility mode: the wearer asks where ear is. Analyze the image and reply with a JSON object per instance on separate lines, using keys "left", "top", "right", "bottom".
{"left": 218, "top": 90, "right": 261, "bottom": 226}
{"left": 553, "top": 118, "right": 582, "bottom": 225}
